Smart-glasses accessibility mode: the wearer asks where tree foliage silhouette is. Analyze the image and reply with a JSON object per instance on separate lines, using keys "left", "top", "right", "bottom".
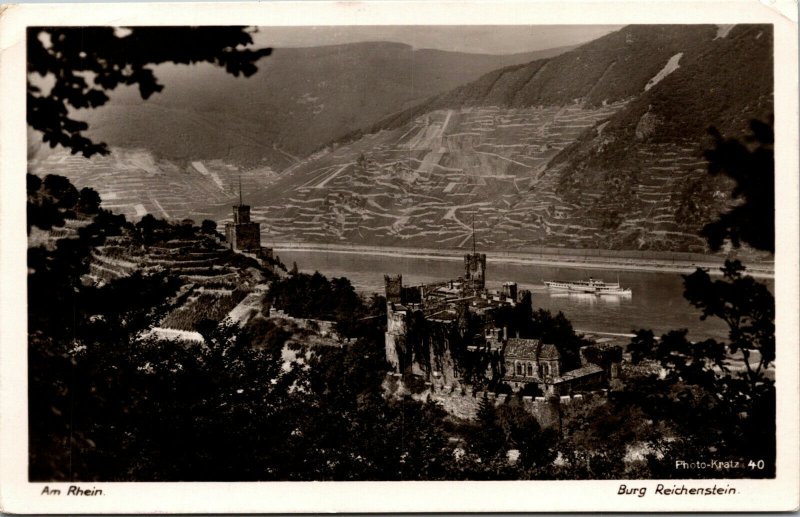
{"left": 625, "top": 118, "right": 776, "bottom": 477}
{"left": 28, "top": 26, "right": 272, "bottom": 157}
{"left": 702, "top": 118, "right": 774, "bottom": 253}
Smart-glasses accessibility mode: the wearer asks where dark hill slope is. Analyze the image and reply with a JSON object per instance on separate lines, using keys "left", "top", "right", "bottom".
{"left": 75, "top": 42, "right": 573, "bottom": 169}
{"left": 368, "top": 25, "right": 718, "bottom": 134}
{"left": 580, "top": 24, "right": 773, "bottom": 145}
{"left": 437, "top": 24, "right": 718, "bottom": 107}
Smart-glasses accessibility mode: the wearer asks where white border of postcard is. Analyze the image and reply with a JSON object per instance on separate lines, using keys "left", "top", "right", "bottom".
{"left": 1, "top": 0, "right": 798, "bottom": 513}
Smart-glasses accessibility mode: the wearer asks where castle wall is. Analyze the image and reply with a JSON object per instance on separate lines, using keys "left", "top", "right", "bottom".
{"left": 502, "top": 282, "right": 518, "bottom": 301}
{"left": 384, "top": 333, "right": 402, "bottom": 371}
{"left": 579, "top": 344, "right": 624, "bottom": 380}
{"left": 401, "top": 286, "right": 422, "bottom": 304}
{"left": 388, "top": 375, "right": 609, "bottom": 428}
{"left": 549, "top": 370, "right": 606, "bottom": 396}
{"left": 385, "top": 303, "right": 407, "bottom": 372}
{"left": 387, "top": 308, "right": 407, "bottom": 335}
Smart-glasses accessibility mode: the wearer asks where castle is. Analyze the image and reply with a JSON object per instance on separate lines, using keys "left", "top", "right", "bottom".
{"left": 384, "top": 248, "right": 620, "bottom": 398}
{"left": 224, "top": 180, "right": 273, "bottom": 263}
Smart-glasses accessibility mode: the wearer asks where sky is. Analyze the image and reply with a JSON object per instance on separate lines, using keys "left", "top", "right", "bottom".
{"left": 252, "top": 25, "right": 624, "bottom": 55}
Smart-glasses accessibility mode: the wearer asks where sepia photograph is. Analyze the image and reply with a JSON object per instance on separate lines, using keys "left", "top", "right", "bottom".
{"left": 1, "top": 1, "right": 798, "bottom": 513}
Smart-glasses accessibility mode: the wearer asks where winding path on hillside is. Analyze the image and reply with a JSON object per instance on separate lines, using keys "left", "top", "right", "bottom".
{"left": 316, "top": 163, "right": 353, "bottom": 189}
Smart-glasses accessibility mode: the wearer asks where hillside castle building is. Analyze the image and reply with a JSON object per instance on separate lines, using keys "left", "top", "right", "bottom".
{"left": 226, "top": 202, "right": 261, "bottom": 251}
{"left": 384, "top": 249, "right": 620, "bottom": 397}
{"left": 224, "top": 181, "right": 273, "bottom": 263}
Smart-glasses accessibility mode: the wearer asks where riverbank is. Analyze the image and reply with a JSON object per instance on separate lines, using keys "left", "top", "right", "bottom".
{"left": 270, "top": 242, "right": 775, "bottom": 278}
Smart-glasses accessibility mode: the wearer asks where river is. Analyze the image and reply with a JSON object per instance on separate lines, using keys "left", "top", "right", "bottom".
{"left": 275, "top": 249, "right": 775, "bottom": 342}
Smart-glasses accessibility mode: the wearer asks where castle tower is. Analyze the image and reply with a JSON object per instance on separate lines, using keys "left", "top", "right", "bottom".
{"left": 225, "top": 176, "right": 261, "bottom": 251}
{"left": 464, "top": 215, "right": 486, "bottom": 289}
{"left": 502, "top": 281, "right": 518, "bottom": 301}
{"left": 233, "top": 203, "right": 251, "bottom": 225}
{"left": 384, "top": 274, "right": 403, "bottom": 304}
{"left": 464, "top": 253, "right": 486, "bottom": 288}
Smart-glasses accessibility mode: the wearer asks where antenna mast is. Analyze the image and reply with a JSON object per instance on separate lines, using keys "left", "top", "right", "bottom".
{"left": 472, "top": 214, "right": 476, "bottom": 255}
{"left": 239, "top": 174, "right": 243, "bottom": 206}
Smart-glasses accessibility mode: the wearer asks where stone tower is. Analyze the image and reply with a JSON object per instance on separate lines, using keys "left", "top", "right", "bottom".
{"left": 233, "top": 203, "right": 250, "bottom": 224}
{"left": 463, "top": 214, "right": 486, "bottom": 288}
{"left": 384, "top": 274, "right": 403, "bottom": 304}
{"left": 464, "top": 253, "right": 486, "bottom": 288}
{"left": 225, "top": 177, "right": 261, "bottom": 251}
{"left": 502, "top": 281, "right": 518, "bottom": 301}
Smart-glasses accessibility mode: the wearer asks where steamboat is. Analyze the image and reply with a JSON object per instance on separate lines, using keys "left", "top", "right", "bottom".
{"left": 543, "top": 277, "right": 632, "bottom": 296}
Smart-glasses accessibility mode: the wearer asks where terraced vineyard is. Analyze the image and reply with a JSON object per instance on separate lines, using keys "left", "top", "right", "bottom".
{"left": 486, "top": 139, "right": 727, "bottom": 252}
{"left": 160, "top": 289, "right": 247, "bottom": 331}
{"left": 228, "top": 104, "right": 626, "bottom": 249}
{"left": 28, "top": 147, "right": 278, "bottom": 222}
{"left": 88, "top": 234, "right": 268, "bottom": 333}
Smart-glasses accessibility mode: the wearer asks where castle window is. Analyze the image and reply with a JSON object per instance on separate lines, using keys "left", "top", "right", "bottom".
{"left": 542, "top": 363, "right": 550, "bottom": 376}
{"left": 527, "top": 362, "right": 534, "bottom": 376}
{"left": 516, "top": 362, "right": 524, "bottom": 376}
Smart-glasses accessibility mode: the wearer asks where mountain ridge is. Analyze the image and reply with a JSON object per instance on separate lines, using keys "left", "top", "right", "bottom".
{"left": 63, "top": 41, "right": 576, "bottom": 169}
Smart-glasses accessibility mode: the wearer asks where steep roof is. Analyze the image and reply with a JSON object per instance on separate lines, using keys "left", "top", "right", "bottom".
{"left": 505, "top": 338, "right": 540, "bottom": 358}
{"left": 505, "top": 338, "right": 561, "bottom": 361}
{"left": 551, "top": 364, "right": 604, "bottom": 384}
{"left": 539, "top": 343, "right": 560, "bottom": 360}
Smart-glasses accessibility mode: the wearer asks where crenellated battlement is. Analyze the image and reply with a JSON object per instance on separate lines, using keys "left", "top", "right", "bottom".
{"left": 385, "top": 373, "right": 609, "bottom": 426}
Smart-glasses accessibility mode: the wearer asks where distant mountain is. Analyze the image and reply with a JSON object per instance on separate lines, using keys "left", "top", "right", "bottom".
{"left": 64, "top": 42, "right": 574, "bottom": 169}
{"left": 30, "top": 26, "right": 773, "bottom": 254}
{"left": 226, "top": 24, "right": 773, "bottom": 253}
{"left": 365, "top": 25, "right": 720, "bottom": 132}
